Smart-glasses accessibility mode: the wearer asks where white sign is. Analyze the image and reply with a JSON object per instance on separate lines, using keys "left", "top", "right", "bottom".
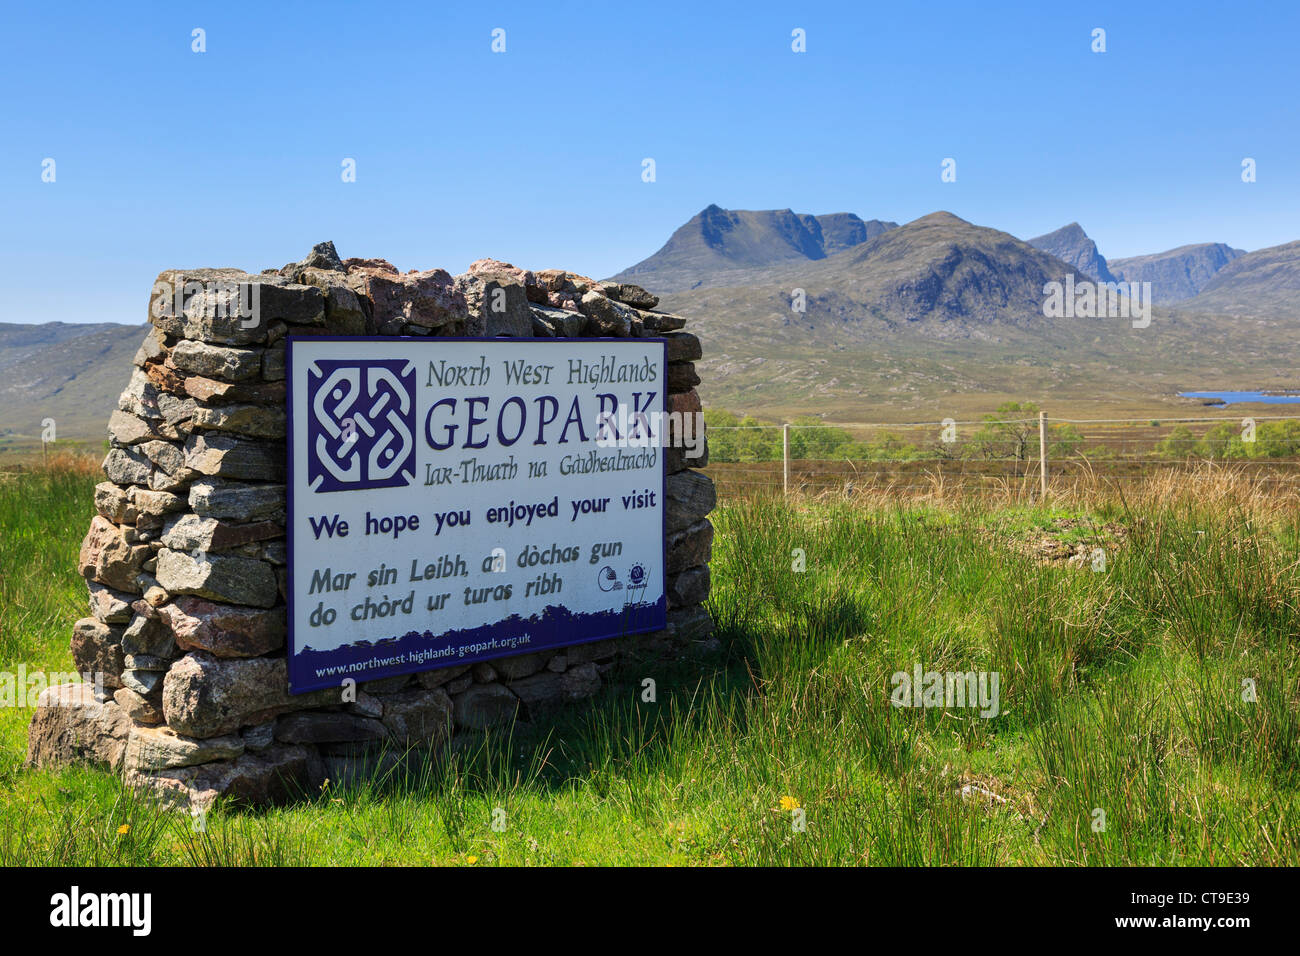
{"left": 286, "top": 337, "right": 667, "bottom": 692}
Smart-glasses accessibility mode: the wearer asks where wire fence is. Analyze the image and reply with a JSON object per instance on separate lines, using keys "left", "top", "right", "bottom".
{"left": 701, "top": 412, "right": 1300, "bottom": 500}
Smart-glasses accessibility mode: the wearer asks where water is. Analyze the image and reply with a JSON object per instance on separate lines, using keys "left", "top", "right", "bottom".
{"left": 1180, "top": 390, "right": 1300, "bottom": 406}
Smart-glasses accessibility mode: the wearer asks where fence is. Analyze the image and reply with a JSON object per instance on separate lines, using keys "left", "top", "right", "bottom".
{"left": 701, "top": 412, "right": 1300, "bottom": 500}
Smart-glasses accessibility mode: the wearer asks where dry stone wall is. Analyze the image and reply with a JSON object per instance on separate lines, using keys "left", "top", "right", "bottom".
{"left": 26, "top": 242, "right": 716, "bottom": 809}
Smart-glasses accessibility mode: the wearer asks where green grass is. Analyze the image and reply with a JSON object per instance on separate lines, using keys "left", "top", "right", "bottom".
{"left": 0, "top": 466, "right": 1297, "bottom": 865}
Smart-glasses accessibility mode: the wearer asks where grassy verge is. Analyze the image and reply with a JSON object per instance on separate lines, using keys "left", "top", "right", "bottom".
{"left": 0, "top": 463, "right": 1297, "bottom": 865}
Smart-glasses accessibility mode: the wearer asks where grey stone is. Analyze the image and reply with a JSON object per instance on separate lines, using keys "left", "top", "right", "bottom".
{"left": 155, "top": 548, "right": 279, "bottom": 608}
{"left": 169, "top": 340, "right": 263, "bottom": 381}
{"left": 162, "top": 653, "right": 339, "bottom": 739}
{"left": 665, "top": 470, "right": 716, "bottom": 533}
{"left": 122, "top": 668, "right": 165, "bottom": 696}
{"left": 184, "top": 432, "right": 283, "bottom": 480}
{"left": 274, "top": 712, "right": 387, "bottom": 745}
{"left": 188, "top": 479, "right": 285, "bottom": 520}
{"left": 124, "top": 725, "right": 245, "bottom": 772}
{"left": 103, "top": 447, "right": 152, "bottom": 486}
{"left": 70, "top": 618, "right": 125, "bottom": 690}
{"left": 26, "top": 683, "right": 132, "bottom": 771}
{"left": 451, "top": 683, "right": 519, "bottom": 730}
{"left": 379, "top": 688, "right": 453, "bottom": 746}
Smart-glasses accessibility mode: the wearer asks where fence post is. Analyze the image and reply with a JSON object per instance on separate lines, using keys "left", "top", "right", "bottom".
{"left": 1038, "top": 410, "right": 1048, "bottom": 500}
{"left": 783, "top": 423, "right": 790, "bottom": 496}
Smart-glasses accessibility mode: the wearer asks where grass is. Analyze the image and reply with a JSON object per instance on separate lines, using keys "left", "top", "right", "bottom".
{"left": 0, "top": 458, "right": 1297, "bottom": 865}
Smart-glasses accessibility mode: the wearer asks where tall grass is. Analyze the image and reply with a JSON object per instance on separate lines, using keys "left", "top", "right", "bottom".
{"left": 0, "top": 461, "right": 1296, "bottom": 865}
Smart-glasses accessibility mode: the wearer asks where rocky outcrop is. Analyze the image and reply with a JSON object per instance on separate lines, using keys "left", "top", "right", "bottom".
{"left": 27, "top": 242, "right": 717, "bottom": 808}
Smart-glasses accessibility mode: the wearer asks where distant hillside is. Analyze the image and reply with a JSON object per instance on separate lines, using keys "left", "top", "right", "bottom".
{"left": 1109, "top": 243, "right": 1245, "bottom": 303}
{"left": 0, "top": 322, "right": 145, "bottom": 447}
{"left": 1027, "top": 223, "right": 1115, "bottom": 283}
{"left": 610, "top": 204, "right": 897, "bottom": 293}
{"left": 1172, "top": 240, "right": 1300, "bottom": 317}
{"left": 653, "top": 211, "right": 1300, "bottom": 419}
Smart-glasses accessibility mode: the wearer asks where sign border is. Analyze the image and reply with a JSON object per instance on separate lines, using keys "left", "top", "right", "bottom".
{"left": 285, "top": 335, "right": 670, "bottom": 694}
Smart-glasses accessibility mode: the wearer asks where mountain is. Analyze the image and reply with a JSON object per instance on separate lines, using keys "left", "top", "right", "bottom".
{"left": 1108, "top": 243, "right": 1245, "bottom": 303}
{"left": 1177, "top": 239, "right": 1300, "bottom": 317}
{"left": 1027, "top": 223, "right": 1115, "bottom": 283}
{"left": 0, "top": 322, "right": 146, "bottom": 449}
{"left": 651, "top": 211, "right": 1300, "bottom": 419}
{"left": 610, "top": 204, "right": 897, "bottom": 293}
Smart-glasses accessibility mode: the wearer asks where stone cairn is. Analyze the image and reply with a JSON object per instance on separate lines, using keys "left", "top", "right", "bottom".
{"left": 26, "top": 242, "right": 716, "bottom": 809}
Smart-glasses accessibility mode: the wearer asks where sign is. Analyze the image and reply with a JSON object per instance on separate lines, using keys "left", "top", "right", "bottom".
{"left": 286, "top": 337, "right": 667, "bottom": 693}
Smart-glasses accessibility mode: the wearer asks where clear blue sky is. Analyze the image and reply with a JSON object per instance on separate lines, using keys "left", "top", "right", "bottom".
{"left": 2, "top": 0, "right": 1296, "bottom": 324}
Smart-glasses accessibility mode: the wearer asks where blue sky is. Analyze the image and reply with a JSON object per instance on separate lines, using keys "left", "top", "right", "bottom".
{"left": 2, "top": 0, "right": 1296, "bottom": 324}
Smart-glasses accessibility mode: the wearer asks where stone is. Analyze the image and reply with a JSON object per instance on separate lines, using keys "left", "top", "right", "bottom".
{"left": 143, "top": 586, "right": 169, "bottom": 607}
{"left": 492, "top": 652, "right": 546, "bottom": 680}
{"left": 262, "top": 349, "right": 285, "bottom": 381}
{"left": 636, "top": 310, "right": 687, "bottom": 333}
{"left": 506, "top": 663, "right": 601, "bottom": 717}
{"left": 663, "top": 331, "right": 702, "bottom": 362}
{"left": 122, "top": 669, "right": 165, "bottom": 696}
{"left": 118, "top": 367, "right": 165, "bottom": 422}
{"left": 296, "top": 241, "right": 345, "bottom": 273}
{"left": 667, "top": 362, "right": 701, "bottom": 391}
{"left": 451, "top": 683, "right": 519, "bottom": 730}
{"left": 123, "top": 654, "right": 170, "bottom": 672}
{"left": 415, "top": 664, "right": 471, "bottom": 690}
{"left": 124, "top": 725, "right": 245, "bottom": 772}
{"left": 345, "top": 691, "right": 383, "bottom": 719}
{"left": 472, "top": 662, "right": 498, "bottom": 683}
{"left": 168, "top": 340, "right": 263, "bottom": 381}
{"left": 242, "top": 721, "right": 275, "bottom": 751}
{"left": 345, "top": 263, "right": 466, "bottom": 330}
{"left": 125, "top": 743, "right": 323, "bottom": 810}
{"left": 578, "top": 290, "right": 631, "bottom": 336}
{"left": 297, "top": 268, "right": 368, "bottom": 333}
{"left": 361, "top": 675, "right": 411, "bottom": 695}
{"left": 377, "top": 688, "right": 453, "bottom": 746}
{"left": 102, "top": 446, "right": 152, "bottom": 486}
{"left": 665, "top": 470, "right": 716, "bottom": 533}
{"left": 78, "top": 516, "right": 148, "bottom": 591}
{"left": 93, "top": 482, "right": 137, "bottom": 524}
{"left": 162, "top": 653, "right": 338, "bottom": 738}
{"left": 26, "top": 683, "right": 132, "bottom": 771}
{"left": 155, "top": 548, "right": 279, "bottom": 608}
{"left": 183, "top": 374, "right": 286, "bottom": 405}
{"left": 191, "top": 403, "right": 286, "bottom": 438}
{"left": 189, "top": 479, "right": 285, "bottom": 521}
{"left": 149, "top": 268, "right": 324, "bottom": 343}
{"left": 565, "top": 638, "right": 619, "bottom": 665}
{"left": 140, "top": 440, "right": 190, "bottom": 479}
{"left": 132, "top": 488, "right": 185, "bottom": 515}
{"left": 157, "top": 597, "right": 286, "bottom": 657}
{"left": 114, "top": 687, "right": 164, "bottom": 724}
{"left": 666, "top": 518, "right": 713, "bottom": 574}
{"left": 161, "top": 513, "right": 283, "bottom": 552}
{"left": 600, "top": 282, "right": 659, "bottom": 309}
{"left": 71, "top": 618, "right": 125, "bottom": 689}
{"left": 667, "top": 604, "right": 715, "bottom": 643}
{"left": 455, "top": 271, "right": 533, "bottom": 337}
{"left": 121, "top": 611, "right": 176, "bottom": 658}
{"left": 183, "top": 433, "right": 282, "bottom": 480}
{"left": 667, "top": 565, "right": 711, "bottom": 608}
{"left": 88, "top": 581, "right": 134, "bottom": 624}
{"left": 108, "top": 409, "right": 164, "bottom": 445}
{"left": 529, "top": 304, "right": 586, "bottom": 338}
{"left": 274, "top": 712, "right": 387, "bottom": 745}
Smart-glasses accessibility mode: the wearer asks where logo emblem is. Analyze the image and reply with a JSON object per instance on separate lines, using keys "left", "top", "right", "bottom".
{"left": 306, "top": 359, "right": 417, "bottom": 492}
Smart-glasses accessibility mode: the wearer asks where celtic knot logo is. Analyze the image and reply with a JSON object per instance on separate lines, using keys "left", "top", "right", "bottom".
{"left": 306, "top": 359, "right": 417, "bottom": 492}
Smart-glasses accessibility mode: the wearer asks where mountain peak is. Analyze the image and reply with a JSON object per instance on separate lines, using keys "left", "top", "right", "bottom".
{"left": 1027, "top": 222, "right": 1115, "bottom": 282}
{"left": 610, "top": 205, "right": 898, "bottom": 294}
